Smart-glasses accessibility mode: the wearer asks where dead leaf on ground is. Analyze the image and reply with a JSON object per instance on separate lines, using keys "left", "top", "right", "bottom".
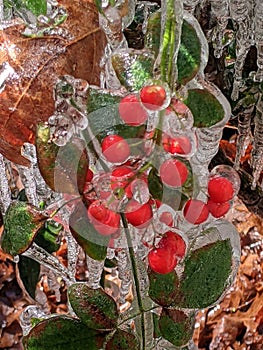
{"left": 0, "top": 0, "right": 106, "bottom": 166}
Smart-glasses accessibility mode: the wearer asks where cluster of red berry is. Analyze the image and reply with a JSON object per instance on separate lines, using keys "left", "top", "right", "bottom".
{"left": 81, "top": 84, "right": 236, "bottom": 275}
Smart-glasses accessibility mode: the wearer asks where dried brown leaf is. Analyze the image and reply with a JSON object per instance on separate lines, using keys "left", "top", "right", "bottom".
{"left": 0, "top": 0, "right": 106, "bottom": 165}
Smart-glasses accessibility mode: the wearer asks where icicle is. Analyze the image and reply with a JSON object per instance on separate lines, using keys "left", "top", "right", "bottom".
{"left": 230, "top": 0, "right": 251, "bottom": 100}
{"left": 210, "top": 0, "right": 229, "bottom": 58}
{"left": 86, "top": 255, "right": 105, "bottom": 289}
{"left": 116, "top": 249, "right": 132, "bottom": 304}
{"left": 254, "top": 1, "right": 263, "bottom": 81}
{"left": 22, "top": 242, "right": 75, "bottom": 285}
{"left": 65, "top": 230, "right": 79, "bottom": 281}
{"left": 234, "top": 108, "right": 253, "bottom": 169}
{"left": 17, "top": 165, "right": 38, "bottom": 206}
{"left": 251, "top": 94, "right": 263, "bottom": 188}
{"left": 183, "top": 0, "right": 201, "bottom": 14}
{"left": 0, "top": 154, "right": 11, "bottom": 213}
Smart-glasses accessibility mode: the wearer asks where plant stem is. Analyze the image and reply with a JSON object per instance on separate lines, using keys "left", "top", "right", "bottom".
{"left": 121, "top": 213, "right": 146, "bottom": 350}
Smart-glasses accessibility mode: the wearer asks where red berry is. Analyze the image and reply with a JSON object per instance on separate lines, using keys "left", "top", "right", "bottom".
{"left": 160, "top": 159, "right": 188, "bottom": 188}
{"left": 140, "top": 85, "right": 166, "bottom": 110}
{"left": 166, "top": 98, "right": 189, "bottom": 115}
{"left": 159, "top": 231, "right": 186, "bottom": 258}
{"left": 208, "top": 177, "right": 234, "bottom": 203}
{"left": 101, "top": 135, "right": 130, "bottom": 163}
{"left": 159, "top": 211, "right": 173, "bottom": 226}
{"left": 88, "top": 201, "right": 120, "bottom": 235}
{"left": 119, "top": 94, "right": 148, "bottom": 126}
{"left": 183, "top": 199, "right": 209, "bottom": 224}
{"left": 111, "top": 166, "right": 135, "bottom": 198}
{"left": 148, "top": 247, "right": 177, "bottom": 274}
{"left": 207, "top": 199, "right": 230, "bottom": 218}
{"left": 125, "top": 200, "right": 153, "bottom": 228}
{"left": 162, "top": 134, "right": 192, "bottom": 155}
{"left": 85, "top": 168, "right": 94, "bottom": 183}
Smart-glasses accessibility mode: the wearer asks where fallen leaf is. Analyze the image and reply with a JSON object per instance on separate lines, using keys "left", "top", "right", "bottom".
{"left": 0, "top": 0, "right": 106, "bottom": 165}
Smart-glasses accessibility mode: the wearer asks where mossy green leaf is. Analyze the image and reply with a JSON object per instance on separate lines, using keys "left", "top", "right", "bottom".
{"left": 68, "top": 283, "right": 118, "bottom": 330}
{"left": 18, "top": 256, "right": 40, "bottom": 299}
{"left": 177, "top": 20, "right": 201, "bottom": 85}
{"left": 36, "top": 124, "right": 89, "bottom": 194}
{"left": 23, "top": 315, "right": 106, "bottom": 350}
{"left": 111, "top": 49, "right": 155, "bottom": 91}
{"left": 184, "top": 89, "right": 225, "bottom": 128}
{"left": 159, "top": 309, "right": 195, "bottom": 347}
{"left": 180, "top": 239, "right": 232, "bottom": 308}
{"left": 105, "top": 329, "right": 140, "bottom": 350}
{"left": 0, "top": 202, "right": 47, "bottom": 256}
{"left": 148, "top": 167, "right": 163, "bottom": 201}
{"left": 148, "top": 268, "right": 180, "bottom": 307}
{"left": 69, "top": 202, "right": 109, "bottom": 261}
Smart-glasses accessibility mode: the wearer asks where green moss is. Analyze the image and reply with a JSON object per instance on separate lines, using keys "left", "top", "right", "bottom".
{"left": 148, "top": 269, "right": 180, "bottom": 307}
{"left": 1, "top": 202, "right": 42, "bottom": 256}
{"left": 68, "top": 283, "right": 118, "bottom": 331}
{"left": 184, "top": 89, "right": 225, "bottom": 128}
{"left": 105, "top": 329, "right": 139, "bottom": 350}
{"left": 159, "top": 309, "right": 194, "bottom": 347}
{"left": 23, "top": 316, "right": 105, "bottom": 350}
{"left": 180, "top": 239, "right": 232, "bottom": 309}
{"left": 177, "top": 21, "right": 201, "bottom": 85}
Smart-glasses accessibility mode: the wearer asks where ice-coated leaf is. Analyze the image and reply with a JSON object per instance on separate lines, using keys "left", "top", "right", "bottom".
{"left": 0, "top": 0, "right": 106, "bottom": 166}
{"left": 184, "top": 89, "right": 225, "bottom": 128}
{"left": 180, "top": 239, "right": 232, "bottom": 309}
{"left": 105, "top": 329, "right": 140, "bottom": 349}
{"left": 69, "top": 202, "right": 109, "bottom": 261}
{"left": 68, "top": 283, "right": 118, "bottom": 331}
{"left": 23, "top": 315, "right": 106, "bottom": 350}
{"left": 111, "top": 49, "right": 155, "bottom": 91}
{"left": 145, "top": 13, "right": 201, "bottom": 86}
{"left": 0, "top": 201, "right": 48, "bottom": 256}
{"left": 159, "top": 309, "right": 195, "bottom": 347}
{"left": 148, "top": 167, "right": 163, "bottom": 201}
{"left": 17, "top": 256, "right": 40, "bottom": 299}
{"left": 148, "top": 268, "right": 180, "bottom": 307}
{"left": 21, "top": 0, "right": 47, "bottom": 15}
{"left": 36, "top": 124, "right": 89, "bottom": 194}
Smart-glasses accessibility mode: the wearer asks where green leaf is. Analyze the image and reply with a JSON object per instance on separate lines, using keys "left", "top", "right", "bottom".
{"left": 36, "top": 124, "right": 89, "bottom": 194}
{"left": 159, "top": 309, "right": 195, "bottom": 347}
{"left": 34, "top": 220, "right": 62, "bottom": 254}
{"left": 180, "top": 239, "right": 232, "bottom": 308}
{"left": 184, "top": 89, "right": 225, "bottom": 128}
{"left": 148, "top": 167, "right": 163, "bottom": 201}
{"left": 111, "top": 49, "right": 155, "bottom": 92}
{"left": 21, "top": 0, "right": 47, "bottom": 15}
{"left": 0, "top": 202, "right": 47, "bottom": 256}
{"left": 69, "top": 202, "right": 109, "bottom": 261}
{"left": 177, "top": 20, "right": 201, "bottom": 85}
{"left": 148, "top": 268, "right": 180, "bottom": 307}
{"left": 23, "top": 315, "right": 106, "bottom": 350}
{"left": 105, "top": 329, "right": 140, "bottom": 349}
{"left": 18, "top": 256, "right": 40, "bottom": 299}
{"left": 68, "top": 283, "right": 118, "bottom": 331}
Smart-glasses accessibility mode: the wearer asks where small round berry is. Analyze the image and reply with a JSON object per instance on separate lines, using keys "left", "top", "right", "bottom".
{"left": 159, "top": 211, "right": 173, "bottom": 227}
{"left": 148, "top": 247, "right": 177, "bottom": 274}
{"left": 207, "top": 199, "right": 230, "bottom": 218}
{"left": 88, "top": 200, "right": 120, "bottom": 235}
{"left": 162, "top": 134, "right": 192, "bottom": 155}
{"left": 208, "top": 176, "right": 234, "bottom": 203}
{"left": 119, "top": 94, "right": 148, "bottom": 126}
{"left": 140, "top": 85, "right": 166, "bottom": 110}
{"left": 111, "top": 166, "right": 135, "bottom": 199}
{"left": 101, "top": 134, "right": 130, "bottom": 164}
{"left": 183, "top": 199, "right": 209, "bottom": 224}
{"left": 125, "top": 200, "right": 153, "bottom": 228}
{"left": 85, "top": 168, "right": 94, "bottom": 183}
{"left": 159, "top": 231, "right": 186, "bottom": 258}
{"left": 160, "top": 159, "right": 188, "bottom": 188}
